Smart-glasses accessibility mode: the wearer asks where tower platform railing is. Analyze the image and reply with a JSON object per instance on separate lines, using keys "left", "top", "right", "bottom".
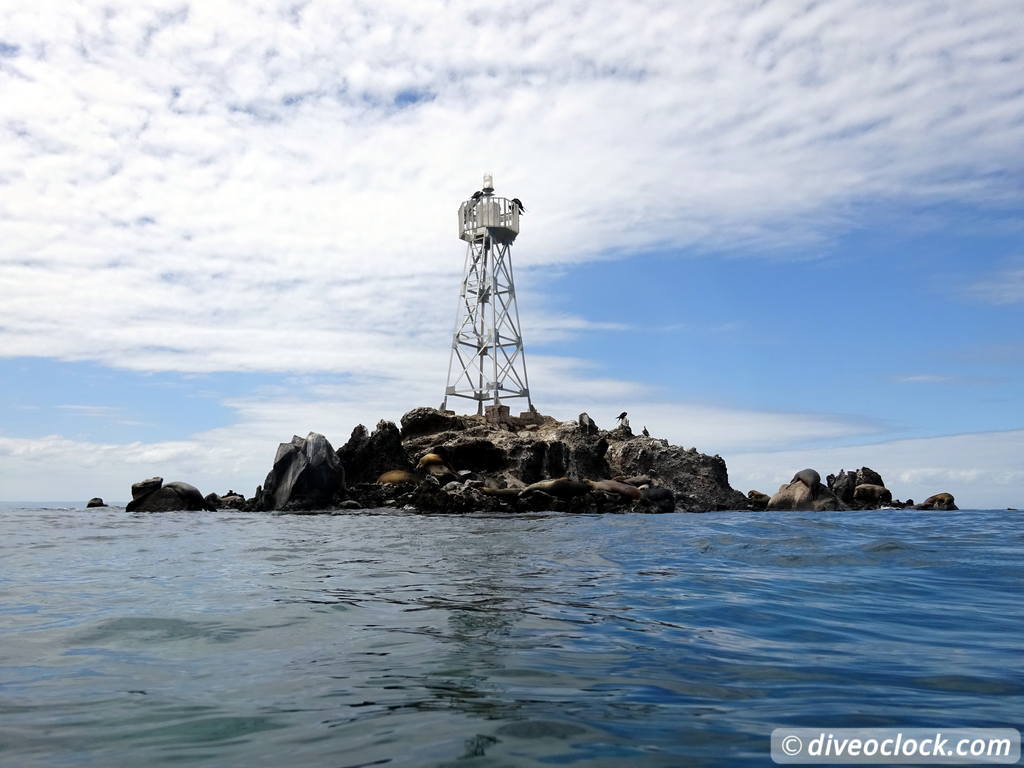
{"left": 458, "top": 196, "right": 520, "bottom": 242}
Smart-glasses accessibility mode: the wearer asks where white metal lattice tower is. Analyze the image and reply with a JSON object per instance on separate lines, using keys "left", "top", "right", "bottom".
{"left": 442, "top": 173, "right": 533, "bottom": 416}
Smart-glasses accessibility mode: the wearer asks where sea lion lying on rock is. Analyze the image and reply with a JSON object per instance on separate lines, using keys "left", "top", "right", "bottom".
{"left": 768, "top": 468, "right": 841, "bottom": 511}
{"left": 790, "top": 468, "right": 821, "bottom": 493}
{"left": 377, "top": 469, "right": 418, "bottom": 485}
{"left": 480, "top": 486, "right": 523, "bottom": 498}
{"left": 613, "top": 474, "right": 654, "bottom": 487}
{"left": 521, "top": 478, "right": 590, "bottom": 498}
{"left": 416, "top": 452, "right": 446, "bottom": 470}
{"left": 586, "top": 479, "right": 642, "bottom": 501}
{"left": 747, "top": 490, "right": 771, "bottom": 510}
{"left": 914, "top": 492, "right": 958, "bottom": 511}
{"left": 854, "top": 483, "right": 892, "bottom": 506}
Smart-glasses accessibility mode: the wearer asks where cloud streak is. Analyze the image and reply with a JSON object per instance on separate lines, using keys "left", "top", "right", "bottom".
{"left": 1, "top": 0, "right": 1022, "bottom": 379}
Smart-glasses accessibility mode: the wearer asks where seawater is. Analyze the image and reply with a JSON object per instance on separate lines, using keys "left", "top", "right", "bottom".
{"left": 1, "top": 504, "right": 1021, "bottom": 767}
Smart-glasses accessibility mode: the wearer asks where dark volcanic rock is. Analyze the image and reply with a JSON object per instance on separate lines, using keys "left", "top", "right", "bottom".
{"left": 828, "top": 469, "right": 859, "bottom": 505}
{"left": 132, "top": 477, "right": 163, "bottom": 500}
{"left": 856, "top": 467, "right": 885, "bottom": 488}
{"left": 578, "top": 412, "right": 600, "bottom": 436}
{"left": 400, "top": 407, "right": 469, "bottom": 439}
{"left": 337, "top": 420, "right": 411, "bottom": 485}
{"left": 127, "top": 480, "right": 215, "bottom": 512}
{"left": 640, "top": 485, "right": 676, "bottom": 513}
{"left": 255, "top": 432, "right": 346, "bottom": 511}
{"left": 605, "top": 436, "right": 745, "bottom": 511}
{"left": 86, "top": 497, "right": 106, "bottom": 508}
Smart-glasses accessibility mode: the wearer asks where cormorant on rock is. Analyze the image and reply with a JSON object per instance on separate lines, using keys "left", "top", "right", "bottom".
{"left": 511, "top": 197, "right": 526, "bottom": 214}
{"left": 616, "top": 411, "right": 627, "bottom": 422}
{"left": 642, "top": 426, "right": 650, "bottom": 437}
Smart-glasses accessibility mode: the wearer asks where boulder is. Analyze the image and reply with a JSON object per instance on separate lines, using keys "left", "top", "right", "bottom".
{"left": 768, "top": 470, "right": 842, "bottom": 511}
{"left": 127, "top": 480, "right": 215, "bottom": 512}
{"left": 131, "top": 477, "right": 163, "bottom": 500}
{"left": 86, "top": 497, "right": 106, "bottom": 508}
{"left": 255, "top": 432, "right": 346, "bottom": 511}
{"left": 856, "top": 467, "right": 885, "bottom": 488}
{"left": 853, "top": 483, "right": 892, "bottom": 506}
{"left": 337, "top": 420, "right": 411, "bottom": 485}
{"left": 914, "top": 492, "right": 958, "bottom": 511}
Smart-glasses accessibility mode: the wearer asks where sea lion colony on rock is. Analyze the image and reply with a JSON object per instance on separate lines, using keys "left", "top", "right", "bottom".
{"left": 119, "top": 408, "right": 960, "bottom": 514}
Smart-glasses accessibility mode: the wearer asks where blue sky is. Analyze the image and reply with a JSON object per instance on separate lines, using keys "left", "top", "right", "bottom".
{"left": 1, "top": 0, "right": 1022, "bottom": 506}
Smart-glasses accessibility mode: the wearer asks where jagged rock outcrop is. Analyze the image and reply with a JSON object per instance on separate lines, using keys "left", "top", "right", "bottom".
{"left": 856, "top": 467, "right": 885, "bottom": 488}
{"left": 605, "top": 437, "right": 746, "bottom": 511}
{"left": 237, "top": 408, "right": 955, "bottom": 515}
{"left": 253, "top": 432, "right": 345, "bottom": 511}
{"left": 353, "top": 407, "right": 744, "bottom": 513}
{"left": 337, "top": 420, "right": 411, "bottom": 485}
{"left": 827, "top": 469, "right": 859, "bottom": 506}
{"left": 127, "top": 478, "right": 215, "bottom": 512}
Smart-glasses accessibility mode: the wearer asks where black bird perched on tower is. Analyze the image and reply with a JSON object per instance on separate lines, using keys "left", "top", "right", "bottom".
{"left": 470, "top": 190, "right": 483, "bottom": 203}
{"left": 616, "top": 411, "right": 627, "bottom": 422}
{"left": 511, "top": 197, "right": 526, "bottom": 214}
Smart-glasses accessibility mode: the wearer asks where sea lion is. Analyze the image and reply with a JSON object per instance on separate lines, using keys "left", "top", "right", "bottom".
{"left": 853, "top": 483, "right": 892, "bottom": 506}
{"left": 747, "top": 490, "right": 771, "bottom": 509}
{"left": 521, "top": 478, "right": 590, "bottom": 498}
{"left": 376, "top": 469, "right": 418, "bottom": 485}
{"left": 612, "top": 474, "right": 654, "bottom": 487}
{"left": 790, "top": 468, "right": 821, "bottom": 489}
{"left": 586, "top": 479, "right": 642, "bottom": 501}
{"left": 480, "top": 486, "right": 522, "bottom": 498}
{"left": 417, "top": 452, "right": 447, "bottom": 470}
{"left": 914, "top": 492, "right": 957, "bottom": 511}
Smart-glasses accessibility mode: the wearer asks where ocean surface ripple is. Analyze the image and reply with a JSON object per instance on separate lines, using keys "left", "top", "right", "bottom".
{"left": 1, "top": 506, "right": 1021, "bottom": 766}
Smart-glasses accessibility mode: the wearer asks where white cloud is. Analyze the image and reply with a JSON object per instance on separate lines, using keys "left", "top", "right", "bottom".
{"left": 729, "top": 430, "right": 1024, "bottom": 509}
{"left": 0, "top": 0, "right": 1022, "bottom": 378}
{"left": 896, "top": 374, "right": 953, "bottom": 384}
{"left": 1, "top": 1, "right": 1022, "bottom": 502}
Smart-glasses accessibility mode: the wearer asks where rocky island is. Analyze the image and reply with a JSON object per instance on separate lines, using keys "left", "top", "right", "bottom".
{"left": 123, "top": 407, "right": 958, "bottom": 514}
